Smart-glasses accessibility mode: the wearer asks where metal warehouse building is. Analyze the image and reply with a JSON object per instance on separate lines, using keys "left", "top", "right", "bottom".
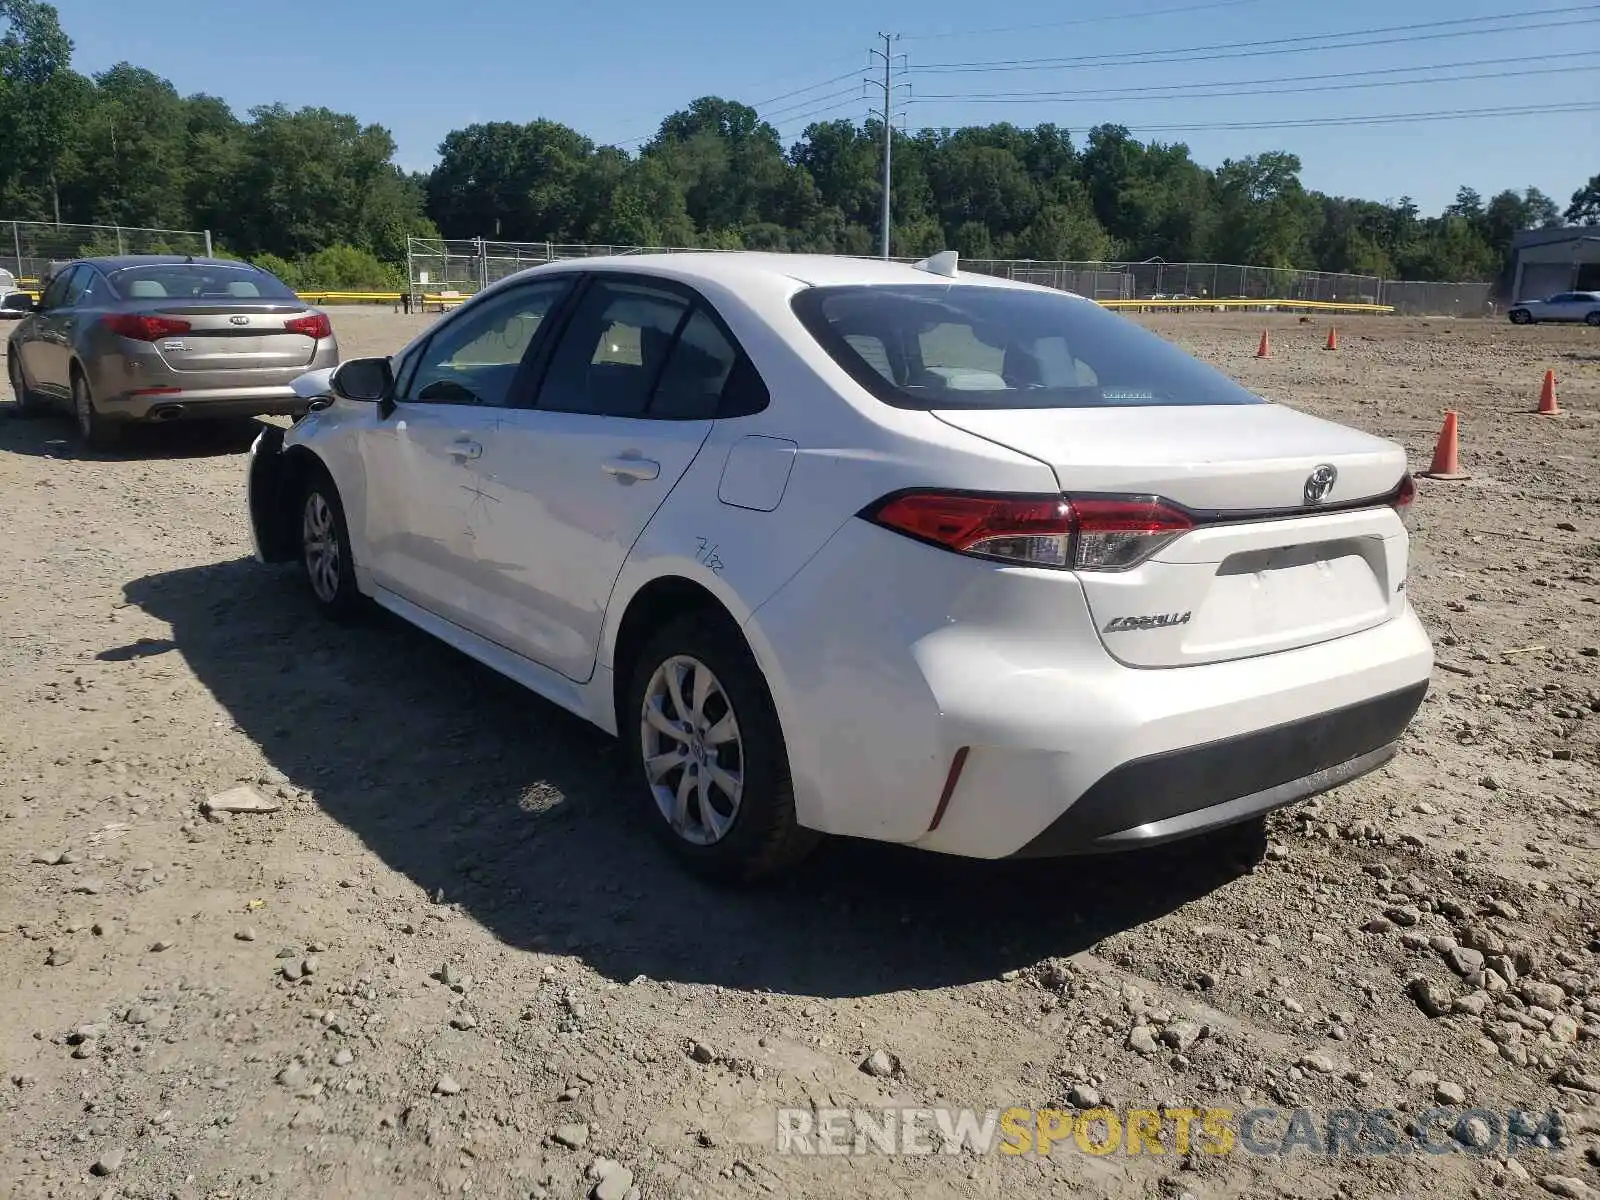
{"left": 1509, "top": 226, "right": 1600, "bottom": 302}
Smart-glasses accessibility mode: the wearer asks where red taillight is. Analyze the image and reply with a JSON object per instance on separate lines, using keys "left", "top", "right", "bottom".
{"left": 864, "top": 490, "right": 1195, "bottom": 571}
{"left": 284, "top": 313, "right": 332, "bottom": 340}
{"left": 103, "top": 313, "right": 191, "bottom": 341}
{"left": 1391, "top": 472, "right": 1415, "bottom": 526}
{"left": 865, "top": 491, "right": 1073, "bottom": 567}
{"left": 1068, "top": 496, "right": 1194, "bottom": 571}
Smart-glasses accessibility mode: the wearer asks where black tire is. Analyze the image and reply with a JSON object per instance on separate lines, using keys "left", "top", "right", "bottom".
{"left": 7, "top": 349, "right": 47, "bottom": 417}
{"left": 1585, "top": 311, "right": 1600, "bottom": 327}
{"left": 298, "top": 469, "right": 364, "bottom": 622}
{"left": 1508, "top": 309, "right": 1532, "bottom": 326}
{"left": 72, "top": 370, "right": 119, "bottom": 451}
{"left": 624, "top": 611, "right": 821, "bottom": 883}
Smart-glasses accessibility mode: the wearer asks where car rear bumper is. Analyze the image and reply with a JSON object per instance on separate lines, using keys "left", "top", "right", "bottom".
{"left": 99, "top": 386, "right": 309, "bottom": 422}
{"left": 747, "top": 518, "right": 1434, "bottom": 859}
{"left": 1006, "top": 683, "right": 1425, "bottom": 856}
{"left": 85, "top": 338, "right": 338, "bottom": 421}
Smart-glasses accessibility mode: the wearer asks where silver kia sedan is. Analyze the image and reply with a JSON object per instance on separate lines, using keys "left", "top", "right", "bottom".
{"left": 3, "top": 255, "right": 340, "bottom": 449}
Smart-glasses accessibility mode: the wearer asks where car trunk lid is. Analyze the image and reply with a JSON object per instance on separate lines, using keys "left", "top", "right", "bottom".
{"left": 139, "top": 304, "right": 325, "bottom": 374}
{"left": 932, "top": 403, "right": 1412, "bottom": 668}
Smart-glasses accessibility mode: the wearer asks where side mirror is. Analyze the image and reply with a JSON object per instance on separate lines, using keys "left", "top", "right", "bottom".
{"left": 329, "top": 357, "right": 393, "bottom": 404}
{"left": 2, "top": 293, "right": 37, "bottom": 314}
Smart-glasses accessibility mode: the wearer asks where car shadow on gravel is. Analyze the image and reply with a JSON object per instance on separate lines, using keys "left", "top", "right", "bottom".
{"left": 0, "top": 406, "right": 265, "bottom": 459}
{"left": 124, "top": 557, "right": 1262, "bottom": 999}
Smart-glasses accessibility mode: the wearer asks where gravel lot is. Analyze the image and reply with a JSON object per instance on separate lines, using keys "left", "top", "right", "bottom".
{"left": 2, "top": 308, "right": 1598, "bottom": 1200}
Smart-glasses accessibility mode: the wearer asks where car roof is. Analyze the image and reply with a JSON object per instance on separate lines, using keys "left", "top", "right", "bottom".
{"left": 525, "top": 251, "right": 1052, "bottom": 293}
{"left": 63, "top": 256, "right": 261, "bottom": 272}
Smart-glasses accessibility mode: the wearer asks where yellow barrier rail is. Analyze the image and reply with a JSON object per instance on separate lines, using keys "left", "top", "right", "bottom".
{"left": 295, "top": 291, "right": 404, "bottom": 303}
{"left": 294, "top": 291, "right": 467, "bottom": 309}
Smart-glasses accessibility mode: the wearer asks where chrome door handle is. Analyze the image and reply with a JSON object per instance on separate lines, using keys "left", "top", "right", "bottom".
{"left": 601, "top": 456, "right": 660, "bottom": 482}
{"left": 448, "top": 439, "right": 483, "bottom": 461}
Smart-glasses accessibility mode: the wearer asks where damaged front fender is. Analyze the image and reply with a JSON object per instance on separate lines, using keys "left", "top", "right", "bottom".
{"left": 246, "top": 424, "right": 298, "bottom": 564}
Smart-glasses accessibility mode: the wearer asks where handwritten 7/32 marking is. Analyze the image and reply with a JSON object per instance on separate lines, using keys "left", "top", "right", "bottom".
{"left": 694, "top": 538, "right": 725, "bottom": 575}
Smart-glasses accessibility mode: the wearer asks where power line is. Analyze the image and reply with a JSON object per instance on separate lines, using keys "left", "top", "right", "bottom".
{"left": 760, "top": 84, "right": 868, "bottom": 123}
{"left": 768, "top": 95, "right": 876, "bottom": 135}
{"left": 751, "top": 67, "right": 870, "bottom": 111}
{"left": 916, "top": 59, "right": 1600, "bottom": 103}
{"left": 901, "top": 0, "right": 1269, "bottom": 42}
{"left": 912, "top": 49, "right": 1600, "bottom": 100}
{"left": 917, "top": 7, "right": 1600, "bottom": 73}
{"left": 1025, "top": 101, "right": 1600, "bottom": 133}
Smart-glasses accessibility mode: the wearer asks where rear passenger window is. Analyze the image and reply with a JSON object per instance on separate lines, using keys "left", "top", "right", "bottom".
{"left": 538, "top": 281, "right": 689, "bottom": 417}
{"left": 649, "top": 309, "right": 737, "bottom": 420}
{"left": 60, "top": 267, "right": 92, "bottom": 307}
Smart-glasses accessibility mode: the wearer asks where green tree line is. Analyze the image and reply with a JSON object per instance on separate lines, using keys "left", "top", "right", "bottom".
{"left": 4, "top": 1, "right": 1597, "bottom": 289}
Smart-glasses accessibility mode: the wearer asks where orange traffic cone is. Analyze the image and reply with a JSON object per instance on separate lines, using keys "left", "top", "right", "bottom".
{"left": 1256, "top": 330, "right": 1270, "bottom": 358}
{"left": 1325, "top": 327, "right": 1339, "bottom": 351}
{"left": 1421, "top": 411, "right": 1470, "bottom": 481}
{"left": 1536, "top": 369, "right": 1561, "bottom": 416}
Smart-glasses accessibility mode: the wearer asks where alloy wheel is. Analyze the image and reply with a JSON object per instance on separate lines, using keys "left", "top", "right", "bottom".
{"left": 640, "top": 654, "right": 745, "bottom": 845}
{"left": 302, "top": 490, "right": 342, "bottom": 604}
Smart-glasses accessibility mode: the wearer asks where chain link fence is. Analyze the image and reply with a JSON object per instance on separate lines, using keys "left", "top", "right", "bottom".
{"left": 3, "top": 220, "right": 213, "bottom": 287}
{"left": 1378, "top": 280, "right": 1497, "bottom": 318}
{"left": 408, "top": 238, "right": 1502, "bottom": 316}
{"left": 959, "top": 259, "right": 1382, "bottom": 306}
{"left": 406, "top": 239, "right": 732, "bottom": 300}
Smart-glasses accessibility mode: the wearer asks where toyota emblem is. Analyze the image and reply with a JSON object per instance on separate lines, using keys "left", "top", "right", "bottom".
{"left": 1303, "top": 464, "right": 1338, "bottom": 504}
{"left": 229, "top": 314, "right": 250, "bottom": 326}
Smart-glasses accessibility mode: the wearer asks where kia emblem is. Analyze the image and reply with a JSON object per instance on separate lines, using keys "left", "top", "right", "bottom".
{"left": 229, "top": 314, "right": 250, "bottom": 326}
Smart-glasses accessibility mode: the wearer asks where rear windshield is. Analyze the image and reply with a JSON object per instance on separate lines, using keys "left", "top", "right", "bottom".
{"left": 107, "top": 263, "right": 298, "bottom": 302}
{"left": 792, "top": 283, "right": 1264, "bottom": 410}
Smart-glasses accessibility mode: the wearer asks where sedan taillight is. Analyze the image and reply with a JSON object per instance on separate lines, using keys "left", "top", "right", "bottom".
{"left": 103, "top": 313, "right": 191, "bottom": 341}
{"left": 1068, "top": 496, "right": 1194, "bottom": 571}
{"left": 864, "top": 490, "right": 1196, "bottom": 572}
{"left": 284, "top": 312, "right": 332, "bottom": 340}
{"left": 1390, "top": 472, "right": 1416, "bottom": 528}
{"left": 864, "top": 491, "right": 1072, "bottom": 567}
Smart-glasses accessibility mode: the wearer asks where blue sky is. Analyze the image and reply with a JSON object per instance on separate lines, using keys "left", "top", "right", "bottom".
{"left": 57, "top": 0, "right": 1597, "bottom": 215}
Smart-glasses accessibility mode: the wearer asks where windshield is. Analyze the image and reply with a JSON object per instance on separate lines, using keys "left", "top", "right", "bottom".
{"left": 107, "top": 263, "right": 298, "bottom": 302}
{"left": 792, "top": 284, "right": 1264, "bottom": 410}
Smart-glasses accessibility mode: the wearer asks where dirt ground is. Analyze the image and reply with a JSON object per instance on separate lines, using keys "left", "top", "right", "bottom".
{"left": 2, "top": 308, "right": 1598, "bottom": 1200}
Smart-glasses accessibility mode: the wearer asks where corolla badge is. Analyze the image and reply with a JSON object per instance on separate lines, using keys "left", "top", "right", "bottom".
{"left": 1103, "top": 611, "right": 1192, "bottom": 633}
{"left": 1303, "top": 464, "right": 1338, "bottom": 504}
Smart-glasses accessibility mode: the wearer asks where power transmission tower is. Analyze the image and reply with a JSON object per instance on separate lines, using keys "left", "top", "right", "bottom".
{"left": 868, "top": 33, "right": 907, "bottom": 260}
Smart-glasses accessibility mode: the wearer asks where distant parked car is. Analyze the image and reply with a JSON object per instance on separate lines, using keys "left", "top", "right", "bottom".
{"left": 1507, "top": 291, "right": 1600, "bottom": 326}
{"left": 0, "top": 268, "right": 26, "bottom": 319}
{"left": 4, "top": 255, "right": 339, "bottom": 449}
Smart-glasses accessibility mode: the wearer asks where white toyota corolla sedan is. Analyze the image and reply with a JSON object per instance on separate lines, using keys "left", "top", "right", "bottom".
{"left": 246, "top": 251, "right": 1433, "bottom": 881}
